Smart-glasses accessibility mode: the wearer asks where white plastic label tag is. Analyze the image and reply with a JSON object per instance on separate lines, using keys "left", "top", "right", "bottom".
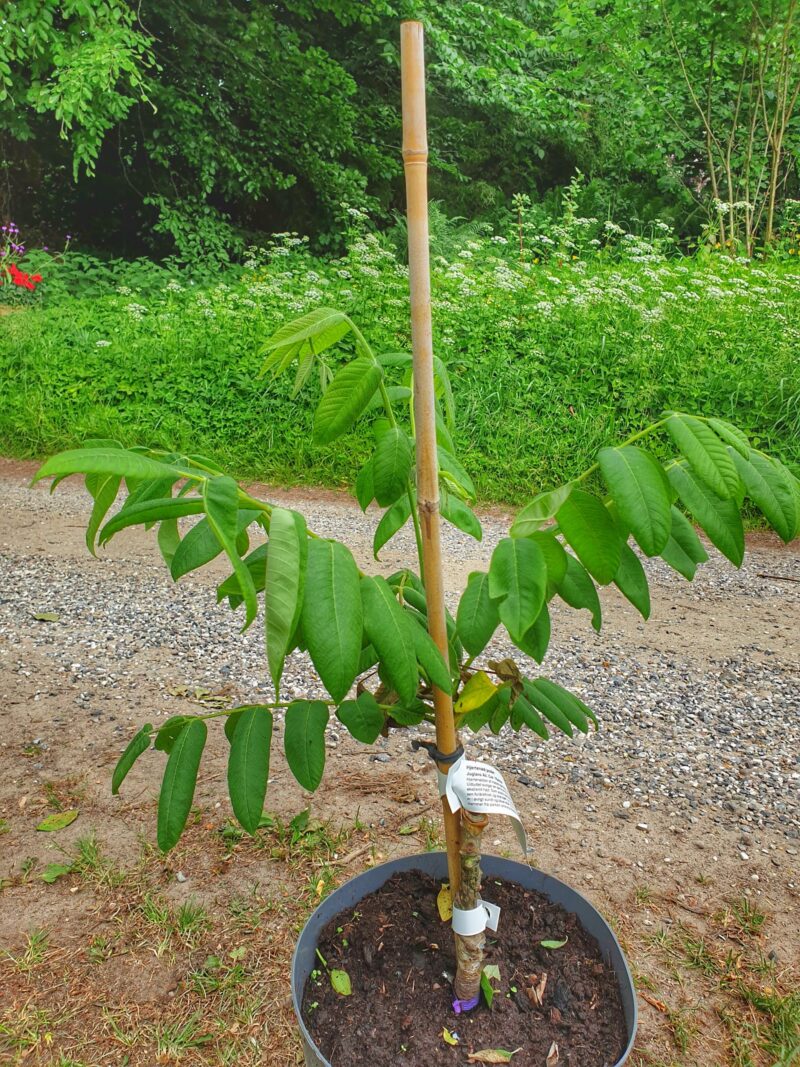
{"left": 439, "top": 756, "right": 527, "bottom": 855}
{"left": 451, "top": 898, "right": 501, "bottom": 937}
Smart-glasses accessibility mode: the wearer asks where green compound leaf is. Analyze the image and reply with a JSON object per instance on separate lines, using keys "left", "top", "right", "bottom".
{"left": 284, "top": 700, "right": 329, "bottom": 792}
{"left": 227, "top": 705, "right": 273, "bottom": 834}
{"left": 302, "top": 540, "right": 362, "bottom": 703}
{"left": 511, "top": 483, "right": 573, "bottom": 537}
{"left": 556, "top": 489, "right": 623, "bottom": 585}
{"left": 666, "top": 414, "right": 741, "bottom": 500}
{"left": 336, "top": 692, "right": 384, "bottom": 744}
{"left": 112, "top": 723, "right": 153, "bottom": 795}
{"left": 373, "top": 426, "right": 413, "bottom": 507}
{"left": 456, "top": 571, "right": 500, "bottom": 657}
{"left": 488, "top": 537, "right": 547, "bottom": 644}
{"left": 613, "top": 543, "right": 651, "bottom": 620}
{"left": 598, "top": 445, "right": 672, "bottom": 557}
{"left": 34, "top": 448, "right": 188, "bottom": 486}
{"left": 313, "top": 358, "right": 383, "bottom": 445}
{"left": 259, "top": 308, "right": 351, "bottom": 375}
{"left": 157, "top": 718, "right": 207, "bottom": 852}
{"left": 730, "top": 449, "right": 799, "bottom": 544}
{"left": 265, "top": 507, "right": 307, "bottom": 697}
{"left": 668, "top": 462, "right": 744, "bottom": 566}
{"left": 556, "top": 554, "right": 602, "bottom": 631}
{"left": 203, "top": 476, "right": 259, "bottom": 627}
{"left": 374, "top": 494, "right": 412, "bottom": 559}
{"left": 660, "top": 506, "right": 709, "bottom": 580}
{"left": 361, "top": 575, "right": 419, "bottom": 705}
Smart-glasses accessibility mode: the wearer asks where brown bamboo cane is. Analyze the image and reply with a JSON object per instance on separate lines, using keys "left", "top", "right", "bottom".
{"left": 400, "top": 20, "right": 462, "bottom": 895}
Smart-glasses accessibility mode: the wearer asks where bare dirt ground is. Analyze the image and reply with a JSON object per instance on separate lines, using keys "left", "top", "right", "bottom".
{"left": 0, "top": 458, "right": 798, "bottom": 1066}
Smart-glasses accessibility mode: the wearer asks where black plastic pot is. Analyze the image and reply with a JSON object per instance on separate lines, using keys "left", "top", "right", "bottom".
{"left": 292, "top": 851, "right": 638, "bottom": 1066}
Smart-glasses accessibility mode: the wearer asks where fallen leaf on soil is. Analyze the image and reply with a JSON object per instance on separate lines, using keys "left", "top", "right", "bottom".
{"left": 437, "top": 883, "right": 453, "bottom": 921}
{"left": 546, "top": 1041, "right": 559, "bottom": 1065}
{"left": 540, "top": 937, "right": 568, "bottom": 949}
{"left": 32, "top": 611, "right": 59, "bottom": 622}
{"left": 329, "top": 969, "right": 351, "bottom": 996}
{"left": 467, "top": 1049, "right": 521, "bottom": 1063}
{"left": 442, "top": 1027, "right": 459, "bottom": 1046}
{"left": 36, "top": 809, "right": 79, "bottom": 832}
{"left": 41, "top": 863, "right": 73, "bottom": 883}
{"left": 640, "top": 992, "right": 669, "bottom": 1014}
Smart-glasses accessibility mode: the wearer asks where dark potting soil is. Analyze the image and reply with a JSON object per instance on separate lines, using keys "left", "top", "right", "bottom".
{"left": 302, "top": 869, "right": 629, "bottom": 1067}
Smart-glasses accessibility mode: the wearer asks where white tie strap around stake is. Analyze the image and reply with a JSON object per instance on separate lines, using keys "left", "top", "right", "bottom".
{"left": 451, "top": 898, "right": 502, "bottom": 937}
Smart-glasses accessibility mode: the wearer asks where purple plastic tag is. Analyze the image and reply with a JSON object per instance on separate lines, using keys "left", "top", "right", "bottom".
{"left": 452, "top": 995, "right": 480, "bottom": 1014}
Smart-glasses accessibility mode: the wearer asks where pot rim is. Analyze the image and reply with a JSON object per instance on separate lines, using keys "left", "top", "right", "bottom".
{"left": 291, "top": 851, "right": 638, "bottom": 1067}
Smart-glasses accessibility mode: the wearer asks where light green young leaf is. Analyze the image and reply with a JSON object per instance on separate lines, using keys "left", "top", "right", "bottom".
{"left": 85, "top": 474, "right": 121, "bottom": 554}
{"left": 100, "top": 496, "right": 206, "bottom": 543}
{"left": 598, "top": 445, "right": 672, "bottom": 557}
{"left": 441, "top": 488, "right": 482, "bottom": 541}
{"left": 34, "top": 448, "right": 189, "bottom": 486}
{"left": 259, "top": 308, "right": 351, "bottom": 375}
{"left": 330, "top": 969, "right": 352, "bottom": 996}
{"left": 668, "top": 463, "right": 744, "bottom": 566}
{"left": 313, "top": 358, "right": 383, "bottom": 444}
{"left": 511, "top": 483, "right": 573, "bottom": 537}
{"left": 203, "top": 477, "right": 258, "bottom": 627}
{"left": 666, "top": 414, "right": 741, "bottom": 500}
{"left": 556, "top": 490, "right": 623, "bottom": 585}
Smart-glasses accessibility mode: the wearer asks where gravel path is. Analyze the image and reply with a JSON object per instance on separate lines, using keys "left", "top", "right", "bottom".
{"left": 2, "top": 462, "right": 798, "bottom": 844}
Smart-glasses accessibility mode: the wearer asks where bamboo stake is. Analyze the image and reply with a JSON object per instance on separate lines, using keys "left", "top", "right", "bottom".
{"left": 400, "top": 20, "right": 462, "bottom": 894}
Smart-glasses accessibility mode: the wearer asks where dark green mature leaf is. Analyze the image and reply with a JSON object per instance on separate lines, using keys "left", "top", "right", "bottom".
{"left": 100, "top": 496, "right": 206, "bottom": 543}
{"left": 528, "top": 531, "right": 568, "bottom": 587}
{"left": 302, "top": 540, "right": 362, "bottom": 703}
{"left": 361, "top": 576, "right": 419, "bottom": 705}
{"left": 488, "top": 537, "right": 547, "bottom": 643}
{"left": 173, "top": 509, "right": 260, "bottom": 582}
{"left": 157, "top": 718, "right": 207, "bottom": 851}
{"left": 336, "top": 692, "right": 384, "bottom": 744}
{"left": 265, "top": 508, "right": 307, "bottom": 697}
{"left": 157, "top": 518, "right": 181, "bottom": 567}
{"left": 666, "top": 415, "right": 741, "bottom": 500}
{"left": 556, "top": 553, "right": 602, "bottom": 630}
{"left": 313, "top": 358, "right": 383, "bottom": 444}
{"left": 259, "top": 308, "right": 351, "bottom": 375}
{"left": 556, "top": 490, "right": 623, "bottom": 584}
{"left": 34, "top": 448, "right": 189, "bottom": 485}
{"left": 668, "top": 463, "right": 744, "bottom": 566}
{"left": 730, "top": 450, "right": 799, "bottom": 544}
{"left": 613, "top": 543, "right": 651, "bottom": 619}
{"left": 355, "top": 457, "right": 375, "bottom": 511}
{"left": 86, "top": 475, "right": 121, "bottom": 554}
{"left": 284, "top": 700, "right": 328, "bottom": 791}
{"left": 407, "top": 614, "right": 453, "bottom": 693}
{"left": 374, "top": 494, "right": 412, "bottom": 558}
{"left": 511, "top": 694, "right": 549, "bottom": 739}
{"left": 511, "top": 483, "right": 573, "bottom": 537}
{"left": 598, "top": 446, "right": 672, "bottom": 556}
{"left": 516, "top": 603, "right": 550, "bottom": 663}
{"left": 522, "top": 680, "right": 573, "bottom": 737}
{"left": 660, "top": 507, "right": 708, "bottom": 580}
{"left": 154, "top": 715, "right": 193, "bottom": 753}
{"left": 227, "top": 706, "right": 273, "bottom": 833}
{"left": 385, "top": 700, "right": 427, "bottom": 726}
{"left": 112, "top": 724, "right": 152, "bottom": 795}
{"left": 532, "top": 678, "right": 597, "bottom": 730}
{"left": 373, "top": 426, "right": 413, "bottom": 507}
{"left": 457, "top": 571, "right": 500, "bottom": 656}
{"left": 204, "top": 477, "right": 258, "bottom": 627}
{"left": 217, "top": 542, "right": 268, "bottom": 606}
{"left": 441, "top": 489, "right": 482, "bottom": 541}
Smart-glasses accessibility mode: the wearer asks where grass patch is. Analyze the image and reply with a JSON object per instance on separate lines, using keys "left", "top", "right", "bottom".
{"left": 2, "top": 237, "right": 798, "bottom": 503}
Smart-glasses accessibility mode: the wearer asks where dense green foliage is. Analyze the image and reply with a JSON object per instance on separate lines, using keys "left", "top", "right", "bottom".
{"left": 3, "top": 226, "right": 798, "bottom": 501}
{"left": 4, "top": 1, "right": 799, "bottom": 258}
